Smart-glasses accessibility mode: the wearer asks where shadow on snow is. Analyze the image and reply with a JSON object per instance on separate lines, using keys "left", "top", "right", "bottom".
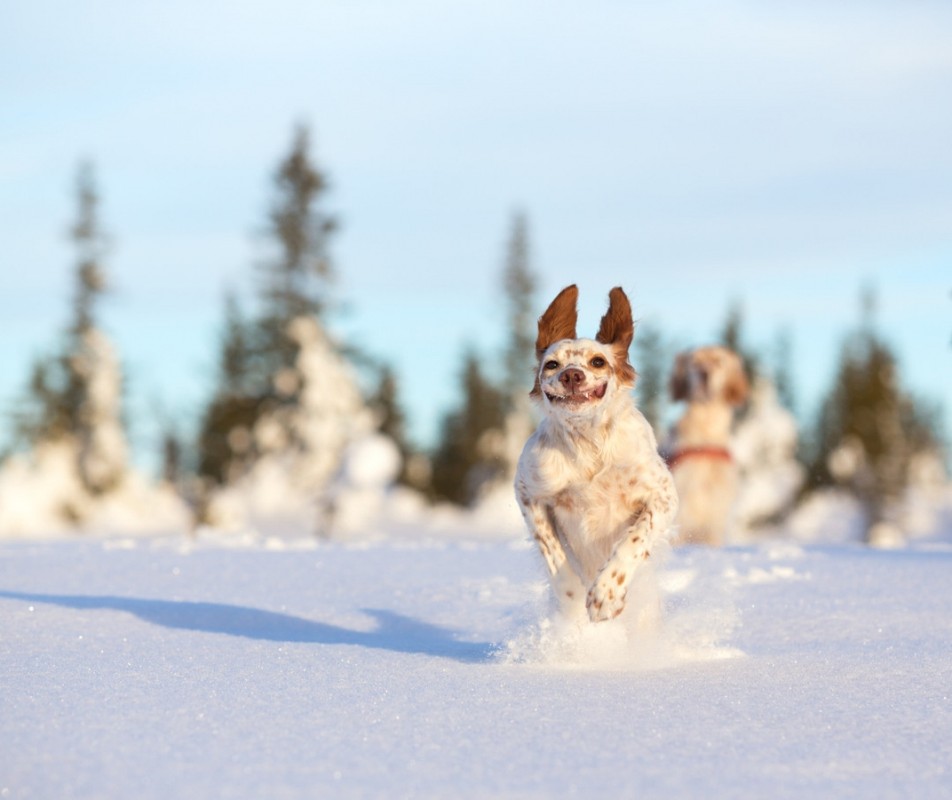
{"left": 0, "top": 590, "right": 494, "bottom": 664}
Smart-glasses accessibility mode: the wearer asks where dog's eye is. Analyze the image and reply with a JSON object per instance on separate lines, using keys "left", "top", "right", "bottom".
{"left": 590, "top": 356, "right": 606, "bottom": 368}
{"left": 544, "top": 360, "right": 559, "bottom": 371}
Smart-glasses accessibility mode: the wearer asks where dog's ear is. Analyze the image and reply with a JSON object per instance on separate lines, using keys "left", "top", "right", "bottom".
{"left": 725, "top": 356, "right": 750, "bottom": 407}
{"left": 595, "top": 287, "right": 633, "bottom": 350}
{"left": 596, "top": 287, "right": 636, "bottom": 385}
{"left": 669, "top": 351, "right": 691, "bottom": 401}
{"left": 536, "top": 284, "right": 578, "bottom": 356}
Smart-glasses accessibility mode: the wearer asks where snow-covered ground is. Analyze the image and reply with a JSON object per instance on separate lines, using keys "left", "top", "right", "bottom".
{"left": 2, "top": 523, "right": 951, "bottom": 799}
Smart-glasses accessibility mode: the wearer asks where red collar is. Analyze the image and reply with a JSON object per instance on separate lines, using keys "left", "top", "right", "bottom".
{"left": 665, "top": 446, "right": 733, "bottom": 470}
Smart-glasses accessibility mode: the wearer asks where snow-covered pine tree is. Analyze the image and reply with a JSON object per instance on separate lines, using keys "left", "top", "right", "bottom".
{"left": 1, "top": 163, "right": 188, "bottom": 535}
{"left": 256, "top": 124, "right": 337, "bottom": 384}
{"left": 198, "top": 125, "right": 339, "bottom": 493}
{"left": 430, "top": 348, "right": 508, "bottom": 506}
{"left": 198, "top": 125, "right": 394, "bottom": 535}
{"left": 11, "top": 163, "right": 129, "bottom": 492}
{"left": 808, "top": 289, "right": 942, "bottom": 543}
{"left": 489, "top": 211, "right": 539, "bottom": 489}
{"left": 430, "top": 212, "right": 538, "bottom": 509}
{"left": 197, "top": 292, "right": 259, "bottom": 489}
{"left": 731, "top": 376, "right": 805, "bottom": 536}
{"left": 368, "top": 364, "right": 425, "bottom": 488}
{"left": 63, "top": 162, "right": 129, "bottom": 496}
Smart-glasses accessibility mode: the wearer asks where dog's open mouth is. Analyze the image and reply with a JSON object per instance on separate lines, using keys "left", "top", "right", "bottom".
{"left": 544, "top": 383, "right": 607, "bottom": 405}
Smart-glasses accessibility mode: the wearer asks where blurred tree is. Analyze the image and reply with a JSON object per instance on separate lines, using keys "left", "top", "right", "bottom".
{"left": 368, "top": 363, "right": 420, "bottom": 487}
{"left": 195, "top": 292, "right": 260, "bottom": 488}
{"left": 808, "top": 288, "right": 943, "bottom": 540}
{"left": 430, "top": 348, "right": 507, "bottom": 505}
{"left": 197, "top": 292, "right": 254, "bottom": 486}
{"left": 197, "top": 125, "right": 341, "bottom": 491}
{"left": 69, "top": 161, "right": 109, "bottom": 338}
{"left": 428, "top": 212, "right": 541, "bottom": 506}
{"left": 719, "top": 299, "right": 759, "bottom": 387}
{"left": 502, "top": 210, "right": 537, "bottom": 397}
{"left": 772, "top": 328, "right": 796, "bottom": 415}
{"left": 162, "top": 428, "right": 182, "bottom": 486}
{"left": 9, "top": 161, "right": 128, "bottom": 502}
{"left": 255, "top": 123, "right": 338, "bottom": 385}
{"left": 218, "top": 291, "right": 255, "bottom": 397}
{"left": 15, "top": 163, "right": 110, "bottom": 448}
{"left": 633, "top": 321, "right": 668, "bottom": 436}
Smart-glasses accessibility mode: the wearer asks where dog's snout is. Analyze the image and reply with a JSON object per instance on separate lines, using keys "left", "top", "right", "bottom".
{"left": 559, "top": 368, "right": 585, "bottom": 391}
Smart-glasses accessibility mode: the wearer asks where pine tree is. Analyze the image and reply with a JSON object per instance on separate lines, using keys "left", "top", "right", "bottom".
{"left": 66, "top": 164, "right": 127, "bottom": 495}
{"left": 196, "top": 292, "right": 260, "bottom": 487}
{"left": 772, "top": 328, "right": 796, "bottom": 415}
{"left": 371, "top": 366, "right": 406, "bottom": 450}
{"left": 15, "top": 164, "right": 109, "bottom": 445}
{"left": 633, "top": 321, "right": 667, "bottom": 435}
{"left": 69, "top": 162, "right": 109, "bottom": 338}
{"left": 719, "top": 300, "right": 759, "bottom": 386}
{"left": 219, "top": 291, "right": 254, "bottom": 397}
{"left": 256, "top": 124, "right": 337, "bottom": 385}
{"left": 809, "top": 289, "right": 941, "bottom": 538}
{"left": 430, "top": 349, "right": 507, "bottom": 505}
{"left": 368, "top": 364, "right": 420, "bottom": 487}
{"left": 7, "top": 162, "right": 128, "bottom": 512}
{"left": 197, "top": 125, "right": 341, "bottom": 490}
{"left": 502, "top": 211, "right": 536, "bottom": 397}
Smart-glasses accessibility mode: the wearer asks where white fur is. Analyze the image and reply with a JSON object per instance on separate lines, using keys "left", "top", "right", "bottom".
{"left": 667, "top": 346, "right": 749, "bottom": 546}
{"left": 514, "top": 291, "right": 678, "bottom": 623}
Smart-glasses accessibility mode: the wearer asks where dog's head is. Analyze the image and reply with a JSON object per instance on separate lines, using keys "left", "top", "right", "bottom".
{"left": 530, "top": 285, "right": 636, "bottom": 416}
{"left": 669, "top": 346, "right": 748, "bottom": 407}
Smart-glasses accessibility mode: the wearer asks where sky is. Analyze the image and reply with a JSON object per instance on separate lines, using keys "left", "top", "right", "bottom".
{"left": 2, "top": 1, "right": 951, "bottom": 470}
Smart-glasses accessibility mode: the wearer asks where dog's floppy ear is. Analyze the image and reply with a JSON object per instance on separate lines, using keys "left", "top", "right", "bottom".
{"left": 536, "top": 284, "right": 578, "bottom": 356}
{"left": 725, "top": 355, "right": 750, "bottom": 407}
{"left": 669, "top": 351, "right": 691, "bottom": 401}
{"left": 596, "top": 286, "right": 636, "bottom": 385}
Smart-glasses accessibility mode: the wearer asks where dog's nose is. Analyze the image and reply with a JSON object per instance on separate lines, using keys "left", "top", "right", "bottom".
{"left": 559, "top": 368, "right": 585, "bottom": 390}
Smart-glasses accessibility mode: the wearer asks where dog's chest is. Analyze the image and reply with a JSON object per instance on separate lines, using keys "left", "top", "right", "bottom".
{"left": 549, "top": 462, "right": 649, "bottom": 575}
{"left": 552, "top": 465, "right": 643, "bottom": 530}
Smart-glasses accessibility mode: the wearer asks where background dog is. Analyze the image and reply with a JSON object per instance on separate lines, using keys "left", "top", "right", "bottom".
{"left": 666, "top": 346, "right": 749, "bottom": 546}
{"left": 514, "top": 285, "right": 677, "bottom": 623}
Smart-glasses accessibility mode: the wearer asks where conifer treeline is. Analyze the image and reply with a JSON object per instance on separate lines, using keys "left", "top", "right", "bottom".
{"left": 2, "top": 123, "right": 945, "bottom": 540}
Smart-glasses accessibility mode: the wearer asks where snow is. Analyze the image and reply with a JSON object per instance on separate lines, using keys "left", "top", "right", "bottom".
{"left": 0, "top": 325, "right": 192, "bottom": 538}
{"left": 732, "top": 378, "right": 805, "bottom": 536}
{"left": 0, "top": 440, "right": 190, "bottom": 539}
{"left": 2, "top": 520, "right": 952, "bottom": 799}
{"left": 74, "top": 327, "right": 127, "bottom": 494}
{"left": 202, "top": 315, "right": 379, "bottom": 535}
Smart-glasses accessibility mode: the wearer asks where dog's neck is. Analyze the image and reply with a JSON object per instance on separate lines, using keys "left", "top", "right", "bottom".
{"left": 676, "top": 402, "right": 734, "bottom": 447}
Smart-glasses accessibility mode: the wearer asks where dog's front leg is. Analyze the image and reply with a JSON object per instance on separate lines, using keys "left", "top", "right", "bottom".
{"left": 586, "top": 488, "right": 677, "bottom": 623}
{"left": 516, "top": 493, "right": 585, "bottom": 606}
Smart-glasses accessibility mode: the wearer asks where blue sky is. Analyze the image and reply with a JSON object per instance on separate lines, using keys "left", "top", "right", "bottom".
{"left": 2, "top": 1, "right": 951, "bottom": 468}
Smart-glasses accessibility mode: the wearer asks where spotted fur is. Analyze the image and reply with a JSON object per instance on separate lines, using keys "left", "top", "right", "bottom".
{"left": 514, "top": 285, "right": 678, "bottom": 623}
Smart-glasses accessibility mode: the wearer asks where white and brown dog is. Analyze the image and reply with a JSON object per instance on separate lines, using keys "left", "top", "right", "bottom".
{"left": 666, "top": 346, "right": 749, "bottom": 546}
{"left": 514, "top": 285, "right": 678, "bottom": 623}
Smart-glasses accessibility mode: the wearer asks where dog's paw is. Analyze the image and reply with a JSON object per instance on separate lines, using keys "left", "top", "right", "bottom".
{"left": 586, "top": 577, "right": 627, "bottom": 623}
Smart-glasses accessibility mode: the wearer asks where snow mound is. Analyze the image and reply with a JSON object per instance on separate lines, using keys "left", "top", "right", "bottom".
{"left": 0, "top": 440, "right": 190, "bottom": 538}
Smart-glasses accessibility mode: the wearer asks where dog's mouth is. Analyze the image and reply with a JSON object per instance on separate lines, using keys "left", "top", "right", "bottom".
{"left": 544, "top": 383, "right": 608, "bottom": 406}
